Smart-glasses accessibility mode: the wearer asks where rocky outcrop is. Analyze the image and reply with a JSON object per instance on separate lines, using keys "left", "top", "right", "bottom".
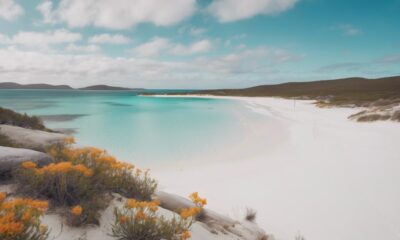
{"left": 0, "top": 146, "right": 53, "bottom": 177}
{"left": 156, "top": 191, "right": 268, "bottom": 240}
{"left": 0, "top": 124, "right": 67, "bottom": 151}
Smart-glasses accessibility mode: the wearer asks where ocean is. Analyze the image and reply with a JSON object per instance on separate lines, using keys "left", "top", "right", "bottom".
{"left": 0, "top": 90, "right": 261, "bottom": 166}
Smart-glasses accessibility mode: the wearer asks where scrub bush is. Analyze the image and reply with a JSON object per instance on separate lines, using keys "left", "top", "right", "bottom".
{"left": 110, "top": 192, "right": 207, "bottom": 240}
{"left": 15, "top": 138, "right": 157, "bottom": 226}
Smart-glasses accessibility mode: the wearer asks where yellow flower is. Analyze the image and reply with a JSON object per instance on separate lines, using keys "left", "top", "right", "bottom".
{"left": 21, "top": 161, "right": 37, "bottom": 169}
{"left": 71, "top": 205, "right": 83, "bottom": 216}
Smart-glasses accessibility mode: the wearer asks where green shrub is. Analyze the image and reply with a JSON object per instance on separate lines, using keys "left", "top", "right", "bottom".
{"left": 15, "top": 140, "right": 157, "bottom": 226}
{"left": 0, "top": 107, "right": 47, "bottom": 131}
{"left": 111, "top": 199, "right": 192, "bottom": 240}
{"left": 110, "top": 193, "right": 207, "bottom": 240}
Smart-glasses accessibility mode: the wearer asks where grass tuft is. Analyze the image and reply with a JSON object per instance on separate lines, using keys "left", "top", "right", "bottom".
{"left": 245, "top": 208, "right": 257, "bottom": 222}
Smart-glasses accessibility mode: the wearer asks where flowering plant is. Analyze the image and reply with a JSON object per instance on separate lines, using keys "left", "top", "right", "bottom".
{"left": 0, "top": 192, "right": 49, "bottom": 240}
{"left": 16, "top": 138, "right": 157, "bottom": 226}
{"left": 110, "top": 192, "right": 207, "bottom": 240}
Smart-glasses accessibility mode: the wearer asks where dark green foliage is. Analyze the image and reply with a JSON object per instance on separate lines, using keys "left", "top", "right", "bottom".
{"left": 0, "top": 107, "right": 47, "bottom": 131}
{"left": 164, "top": 76, "right": 400, "bottom": 107}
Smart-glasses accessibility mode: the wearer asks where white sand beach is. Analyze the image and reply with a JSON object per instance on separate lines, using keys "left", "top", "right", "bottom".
{"left": 153, "top": 97, "right": 400, "bottom": 240}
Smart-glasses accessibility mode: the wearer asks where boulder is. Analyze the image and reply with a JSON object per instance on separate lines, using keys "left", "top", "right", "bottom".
{"left": 0, "top": 146, "right": 53, "bottom": 176}
{"left": 155, "top": 191, "right": 268, "bottom": 240}
{"left": 0, "top": 124, "right": 67, "bottom": 151}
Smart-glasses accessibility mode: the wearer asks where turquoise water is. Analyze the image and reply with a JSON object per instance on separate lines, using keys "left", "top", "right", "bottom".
{"left": 0, "top": 90, "right": 254, "bottom": 166}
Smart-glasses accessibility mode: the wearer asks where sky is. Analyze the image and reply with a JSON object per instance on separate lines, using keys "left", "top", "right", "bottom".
{"left": 0, "top": 0, "right": 399, "bottom": 89}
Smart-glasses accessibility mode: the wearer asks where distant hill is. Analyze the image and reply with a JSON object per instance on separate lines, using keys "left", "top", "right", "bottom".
{"left": 0, "top": 82, "right": 73, "bottom": 90}
{"left": 78, "top": 85, "right": 135, "bottom": 90}
{"left": 164, "top": 76, "right": 400, "bottom": 105}
{"left": 0, "top": 82, "right": 142, "bottom": 91}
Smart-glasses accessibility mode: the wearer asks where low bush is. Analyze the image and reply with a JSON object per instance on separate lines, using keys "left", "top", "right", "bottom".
{"left": 0, "top": 192, "right": 49, "bottom": 240}
{"left": 15, "top": 139, "right": 157, "bottom": 226}
{"left": 0, "top": 107, "right": 47, "bottom": 131}
{"left": 110, "top": 192, "right": 207, "bottom": 240}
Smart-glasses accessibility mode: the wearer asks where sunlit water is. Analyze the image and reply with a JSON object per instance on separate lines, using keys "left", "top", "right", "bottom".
{"left": 0, "top": 90, "right": 264, "bottom": 166}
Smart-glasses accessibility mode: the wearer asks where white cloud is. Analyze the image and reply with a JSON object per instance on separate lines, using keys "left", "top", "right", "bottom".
{"left": 133, "top": 37, "right": 171, "bottom": 57}
{"left": 65, "top": 44, "right": 100, "bottom": 53}
{"left": 0, "top": 45, "right": 301, "bottom": 88}
{"left": 337, "top": 24, "right": 361, "bottom": 36}
{"left": 88, "top": 34, "right": 131, "bottom": 44}
{"left": 208, "top": 0, "right": 298, "bottom": 22}
{"left": 194, "top": 47, "right": 300, "bottom": 74}
{"left": 37, "top": 0, "right": 197, "bottom": 29}
{"left": 0, "top": 0, "right": 24, "bottom": 21}
{"left": 0, "top": 29, "right": 81, "bottom": 47}
{"left": 36, "top": 1, "right": 54, "bottom": 24}
{"left": 171, "top": 39, "right": 212, "bottom": 55}
{"left": 133, "top": 37, "right": 213, "bottom": 57}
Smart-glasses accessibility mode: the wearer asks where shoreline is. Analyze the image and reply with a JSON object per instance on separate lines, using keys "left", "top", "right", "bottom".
{"left": 150, "top": 95, "right": 400, "bottom": 240}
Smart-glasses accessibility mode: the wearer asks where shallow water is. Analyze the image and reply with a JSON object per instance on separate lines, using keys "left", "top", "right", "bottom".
{"left": 0, "top": 90, "right": 261, "bottom": 166}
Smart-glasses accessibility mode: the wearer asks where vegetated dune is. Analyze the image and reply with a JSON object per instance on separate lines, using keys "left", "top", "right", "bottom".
{"left": 160, "top": 76, "right": 400, "bottom": 122}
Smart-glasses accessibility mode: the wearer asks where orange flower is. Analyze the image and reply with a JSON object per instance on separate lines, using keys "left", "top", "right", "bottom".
{"left": 21, "top": 210, "right": 32, "bottom": 221}
{"left": 0, "top": 222, "right": 24, "bottom": 235}
{"left": 21, "top": 161, "right": 37, "bottom": 169}
{"left": 181, "top": 230, "right": 191, "bottom": 240}
{"left": 64, "top": 137, "right": 76, "bottom": 144}
{"left": 0, "top": 212, "right": 15, "bottom": 224}
{"left": 189, "top": 192, "right": 207, "bottom": 207}
{"left": 119, "top": 215, "right": 129, "bottom": 224}
{"left": 0, "top": 192, "right": 6, "bottom": 202}
{"left": 180, "top": 207, "right": 201, "bottom": 219}
{"left": 135, "top": 211, "right": 147, "bottom": 220}
{"left": 70, "top": 205, "right": 83, "bottom": 216}
{"left": 125, "top": 199, "right": 138, "bottom": 209}
{"left": 73, "top": 164, "right": 93, "bottom": 177}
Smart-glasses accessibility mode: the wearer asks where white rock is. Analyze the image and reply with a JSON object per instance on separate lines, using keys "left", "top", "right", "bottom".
{"left": 0, "top": 146, "right": 53, "bottom": 175}
{"left": 0, "top": 124, "right": 67, "bottom": 150}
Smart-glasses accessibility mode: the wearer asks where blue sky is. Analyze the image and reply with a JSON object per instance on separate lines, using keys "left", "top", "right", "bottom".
{"left": 0, "top": 0, "right": 399, "bottom": 88}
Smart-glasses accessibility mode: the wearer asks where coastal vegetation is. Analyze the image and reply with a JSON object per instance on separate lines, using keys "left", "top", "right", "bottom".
{"left": 0, "top": 193, "right": 49, "bottom": 240}
{"left": 0, "top": 109, "right": 235, "bottom": 240}
{"left": 172, "top": 76, "right": 400, "bottom": 104}
{"left": 111, "top": 192, "right": 206, "bottom": 240}
{"left": 0, "top": 107, "right": 47, "bottom": 131}
{"left": 16, "top": 138, "right": 157, "bottom": 226}
{"left": 157, "top": 76, "right": 400, "bottom": 122}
